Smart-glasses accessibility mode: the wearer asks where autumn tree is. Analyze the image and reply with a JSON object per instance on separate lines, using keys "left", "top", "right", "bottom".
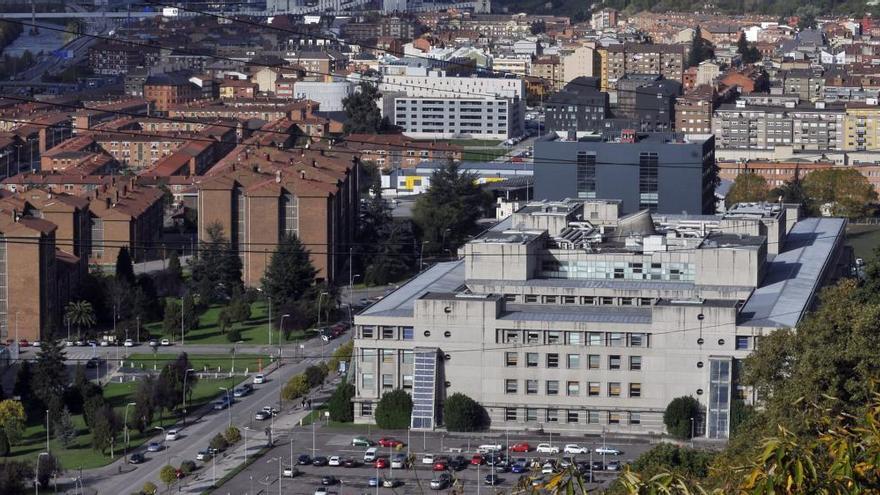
{"left": 725, "top": 171, "right": 769, "bottom": 206}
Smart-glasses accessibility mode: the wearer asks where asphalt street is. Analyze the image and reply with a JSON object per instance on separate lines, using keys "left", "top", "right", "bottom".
{"left": 218, "top": 425, "right": 655, "bottom": 495}
{"left": 78, "top": 333, "right": 350, "bottom": 495}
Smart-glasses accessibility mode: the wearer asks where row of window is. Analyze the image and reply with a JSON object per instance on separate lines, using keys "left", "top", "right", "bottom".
{"left": 505, "top": 379, "right": 641, "bottom": 398}
{"left": 506, "top": 293, "right": 654, "bottom": 306}
{"left": 503, "top": 408, "right": 642, "bottom": 425}
{"left": 506, "top": 352, "right": 643, "bottom": 371}
{"left": 499, "top": 330, "right": 649, "bottom": 348}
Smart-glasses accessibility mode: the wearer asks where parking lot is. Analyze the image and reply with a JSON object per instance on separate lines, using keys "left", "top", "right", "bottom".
{"left": 220, "top": 425, "right": 655, "bottom": 494}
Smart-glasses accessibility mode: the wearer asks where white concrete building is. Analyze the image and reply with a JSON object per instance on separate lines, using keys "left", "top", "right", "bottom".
{"left": 293, "top": 80, "right": 354, "bottom": 112}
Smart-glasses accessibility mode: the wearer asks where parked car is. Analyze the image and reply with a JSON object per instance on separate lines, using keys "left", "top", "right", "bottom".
{"left": 471, "top": 454, "right": 484, "bottom": 465}
{"left": 312, "top": 456, "right": 329, "bottom": 467}
{"left": 383, "top": 479, "right": 402, "bottom": 488}
{"left": 542, "top": 462, "right": 556, "bottom": 475}
{"left": 422, "top": 453, "right": 435, "bottom": 465}
{"left": 314, "top": 489, "right": 328, "bottom": 495}
{"left": 449, "top": 455, "right": 468, "bottom": 470}
{"left": 485, "top": 474, "right": 501, "bottom": 486}
{"left": 510, "top": 442, "right": 531, "bottom": 453}
{"left": 165, "top": 429, "right": 179, "bottom": 441}
{"left": 147, "top": 442, "right": 162, "bottom": 452}
{"left": 363, "top": 447, "right": 378, "bottom": 462}
{"left": 430, "top": 473, "right": 451, "bottom": 490}
{"left": 297, "top": 454, "right": 312, "bottom": 465}
{"left": 212, "top": 398, "right": 230, "bottom": 410}
{"left": 378, "top": 437, "right": 403, "bottom": 448}
{"left": 607, "top": 460, "right": 621, "bottom": 471}
{"left": 342, "top": 457, "right": 358, "bottom": 468}
{"left": 232, "top": 384, "right": 253, "bottom": 397}
{"left": 591, "top": 460, "right": 604, "bottom": 471}
{"left": 123, "top": 339, "right": 134, "bottom": 347}
{"left": 196, "top": 450, "right": 212, "bottom": 461}
{"left": 255, "top": 410, "right": 271, "bottom": 421}
{"left": 282, "top": 466, "right": 300, "bottom": 477}
{"left": 563, "top": 444, "right": 588, "bottom": 454}
{"left": 368, "top": 477, "right": 381, "bottom": 487}
{"left": 536, "top": 443, "right": 559, "bottom": 454}
{"left": 328, "top": 456, "right": 341, "bottom": 466}
{"left": 31, "top": 341, "right": 40, "bottom": 347}
{"left": 595, "top": 447, "right": 621, "bottom": 456}
{"left": 374, "top": 458, "right": 389, "bottom": 469}
{"left": 511, "top": 461, "right": 528, "bottom": 473}
{"left": 253, "top": 374, "right": 265, "bottom": 384}
{"left": 148, "top": 340, "right": 159, "bottom": 347}
{"left": 261, "top": 406, "right": 279, "bottom": 416}
{"left": 160, "top": 338, "right": 171, "bottom": 346}
{"left": 391, "top": 453, "right": 408, "bottom": 469}
{"left": 129, "top": 453, "right": 145, "bottom": 464}
{"left": 432, "top": 459, "right": 448, "bottom": 471}
{"left": 478, "top": 444, "right": 503, "bottom": 453}
{"left": 320, "top": 475, "right": 337, "bottom": 485}
{"left": 351, "top": 436, "right": 373, "bottom": 447}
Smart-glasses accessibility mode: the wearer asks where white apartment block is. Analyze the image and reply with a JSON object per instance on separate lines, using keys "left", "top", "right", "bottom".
{"left": 351, "top": 200, "right": 847, "bottom": 438}
{"left": 380, "top": 68, "right": 525, "bottom": 99}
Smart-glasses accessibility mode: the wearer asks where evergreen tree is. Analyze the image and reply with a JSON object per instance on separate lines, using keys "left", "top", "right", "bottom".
{"left": 90, "top": 405, "right": 119, "bottom": 454}
{"left": 182, "top": 293, "right": 198, "bottom": 331}
{"left": 374, "top": 389, "right": 413, "bottom": 429}
{"left": 189, "top": 223, "right": 243, "bottom": 304}
{"left": 664, "top": 396, "right": 702, "bottom": 439}
{"left": 162, "top": 299, "right": 182, "bottom": 337}
{"left": 55, "top": 406, "right": 77, "bottom": 448}
{"left": 736, "top": 32, "right": 762, "bottom": 63}
{"left": 32, "top": 339, "right": 68, "bottom": 418}
{"left": 327, "top": 382, "right": 355, "bottom": 423}
{"left": 168, "top": 250, "right": 182, "bottom": 281}
{"left": 114, "top": 247, "right": 136, "bottom": 287}
{"left": 261, "top": 234, "right": 317, "bottom": 318}
{"left": 12, "top": 361, "right": 32, "bottom": 407}
{"left": 364, "top": 220, "right": 416, "bottom": 285}
{"left": 132, "top": 375, "right": 157, "bottom": 433}
{"left": 443, "top": 393, "right": 488, "bottom": 432}
{"left": 688, "top": 27, "right": 714, "bottom": 67}
{"left": 342, "top": 82, "right": 394, "bottom": 134}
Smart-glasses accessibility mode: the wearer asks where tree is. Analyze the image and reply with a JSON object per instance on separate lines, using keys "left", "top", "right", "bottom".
{"left": 162, "top": 299, "right": 182, "bottom": 337}
{"left": 801, "top": 168, "right": 877, "bottom": 218}
{"left": 663, "top": 396, "right": 701, "bottom": 439}
{"left": 281, "top": 374, "right": 310, "bottom": 401}
{"left": 224, "top": 426, "right": 241, "bottom": 444}
{"left": 12, "top": 361, "right": 32, "bottom": 407}
{"left": 32, "top": 339, "right": 68, "bottom": 418}
{"left": 179, "top": 459, "right": 196, "bottom": 475}
{"left": 159, "top": 465, "right": 177, "bottom": 489}
{"left": 189, "top": 223, "right": 243, "bottom": 304}
{"left": 65, "top": 300, "right": 95, "bottom": 340}
{"left": 413, "top": 160, "right": 492, "bottom": 257}
{"left": 115, "top": 247, "right": 136, "bottom": 286}
{"left": 304, "top": 365, "right": 327, "bottom": 388}
{"left": 374, "top": 389, "right": 412, "bottom": 429}
{"left": 736, "top": 33, "right": 761, "bottom": 63}
{"left": 261, "top": 234, "right": 317, "bottom": 317}
{"left": 327, "top": 383, "right": 355, "bottom": 423}
{"left": 168, "top": 250, "right": 182, "bottom": 281}
{"left": 0, "top": 459, "right": 29, "bottom": 493}
{"left": 443, "top": 393, "right": 487, "bottom": 432}
{"left": 0, "top": 400, "right": 24, "bottom": 447}
{"left": 55, "top": 406, "right": 76, "bottom": 448}
{"left": 181, "top": 293, "right": 198, "bottom": 331}
{"left": 229, "top": 294, "right": 252, "bottom": 324}
{"left": 209, "top": 433, "right": 228, "bottom": 452}
{"left": 132, "top": 376, "right": 157, "bottom": 434}
{"left": 342, "top": 82, "right": 394, "bottom": 134}
{"left": 217, "top": 309, "right": 232, "bottom": 334}
{"left": 628, "top": 444, "right": 714, "bottom": 480}
{"left": 35, "top": 452, "right": 60, "bottom": 488}
{"left": 364, "top": 220, "right": 416, "bottom": 286}
{"left": 726, "top": 171, "right": 770, "bottom": 206}
{"left": 688, "top": 27, "right": 714, "bottom": 67}
{"left": 328, "top": 341, "right": 353, "bottom": 374}
{"left": 82, "top": 392, "right": 106, "bottom": 428}
{"left": 134, "top": 274, "right": 162, "bottom": 322}
{"left": 0, "top": 430, "right": 9, "bottom": 457}
{"left": 226, "top": 327, "right": 242, "bottom": 343}
{"left": 142, "top": 481, "right": 158, "bottom": 495}
{"left": 91, "top": 404, "right": 119, "bottom": 454}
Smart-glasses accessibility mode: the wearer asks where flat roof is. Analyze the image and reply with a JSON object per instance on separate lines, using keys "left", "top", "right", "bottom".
{"left": 500, "top": 304, "right": 652, "bottom": 324}
{"left": 358, "top": 261, "right": 466, "bottom": 319}
{"left": 738, "top": 217, "right": 846, "bottom": 328}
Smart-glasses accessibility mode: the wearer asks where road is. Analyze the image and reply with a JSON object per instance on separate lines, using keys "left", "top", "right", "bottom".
{"left": 218, "top": 424, "right": 655, "bottom": 494}
{"left": 80, "top": 333, "right": 350, "bottom": 494}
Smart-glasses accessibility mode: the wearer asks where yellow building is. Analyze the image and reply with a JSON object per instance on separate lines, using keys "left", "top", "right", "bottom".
{"left": 844, "top": 105, "right": 880, "bottom": 151}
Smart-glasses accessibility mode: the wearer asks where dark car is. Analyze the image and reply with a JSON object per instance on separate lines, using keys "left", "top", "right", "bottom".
{"left": 297, "top": 454, "right": 312, "bottom": 465}
{"left": 511, "top": 462, "right": 528, "bottom": 473}
{"left": 321, "top": 475, "right": 337, "bottom": 486}
{"left": 129, "top": 453, "right": 145, "bottom": 464}
{"left": 312, "top": 456, "right": 329, "bottom": 466}
{"left": 449, "top": 455, "right": 468, "bottom": 470}
{"left": 591, "top": 460, "right": 604, "bottom": 471}
{"left": 485, "top": 474, "right": 501, "bottom": 485}
{"left": 342, "top": 457, "right": 358, "bottom": 468}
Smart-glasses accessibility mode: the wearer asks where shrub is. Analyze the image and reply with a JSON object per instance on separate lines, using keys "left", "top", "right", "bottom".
{"left": 443, "top": 393, "right": 488, "bottom": 432}
{"left": 224, "top": 426, "right": 241, "bottom": 444}
{"left": 327, "top": 383, "right": 355, "bottom": 423}
{"left": 209, "top": 433, "right": 228, "bottom": 452}
{"left": 664, "top": 396, "right": 702, "bottom": 439}
{"left": 281, "top": 374, "right": 309, "bottom": 400}
{"left": 159, "top": 465, "right": 177, "bottom": 488}
{"left": 304, "top": 365, "right": 327, "bottom": 388}
{"left": 226, "top": 327, "right": 242, "bottom": 343}
{"left": 142, "top": 481, "right": 158, "bottom": 495}
{"left": 374, "top": 389, "right": 412, "bottom": 429}
{"left": 178, "top": 460, "right": 196, "bottom": 475}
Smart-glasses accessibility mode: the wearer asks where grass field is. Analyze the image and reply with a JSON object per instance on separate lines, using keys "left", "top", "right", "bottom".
{"left": 144, "top": 301, "right": 309, "bottom": 345}
{"left": 8, "top": 379, "right": 228, "bottom": 469}
{"left": 462, "top": 148, "right": 509, "bottom": 162}
{"left": 446, "top": 139, "right": 503, "bottom": 147}
{"left": 847, "top": 224, "right": 880, "bottom": 260}
{"left": 125, "top": 353, "right": 271, "bottom": 373}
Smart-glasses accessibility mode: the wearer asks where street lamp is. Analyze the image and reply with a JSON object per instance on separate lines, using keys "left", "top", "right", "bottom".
{"left": 279, "top": 314, "right": 291, "bottom": 344}
{"left": 419, "top": 240, "right": 429, "bottom": 269}
{"left": 316, "top": 291, "right": 330, "bottom": 364}
{"left": 182, "top": 368, "right": 195, "bottom": 425}
{"left": 244, "top": 426, "right": 252, "bottom": 463}
{"left": 123, "top": 402, "right": 136, "bottom": 462}
{"left": 180, "top": 295, "right": 185, "bottom": 345}
{"left": 153, "top": 426, "right": 169, "bottom": 466}
{"left": 35, "top": 452, "right": 50, "bottom": 495}
{"left": 690, "top": 417, "right": 696, "bottom": 447}
{"left": 219, "top": 387, "right": 232, "bottom": 428}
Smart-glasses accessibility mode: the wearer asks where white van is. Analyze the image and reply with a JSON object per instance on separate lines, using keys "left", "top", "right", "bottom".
{"left": 363, "top": 447, "right": 378, "bottom": 462}
{"left": 478, "top": 444, "right": 503, "bottom": 453}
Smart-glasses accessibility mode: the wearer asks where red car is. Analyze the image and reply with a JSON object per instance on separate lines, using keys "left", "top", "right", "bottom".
{"left": 378, "top": 437, "right": 403, "bottom": 448}
{"left": 510, "top": 442, "right": 531, "bottom": 453}
{"left": 374, "top": 458, "right": 389, "bottom": 469}
{"left": 432, "top": 460, "right": 448, "bottom": 471}
{"left": 470, "top": 454, "right": 484, "bottom": 465}
{"left": 17, "top": 340, "right": 28, "bottom": 347}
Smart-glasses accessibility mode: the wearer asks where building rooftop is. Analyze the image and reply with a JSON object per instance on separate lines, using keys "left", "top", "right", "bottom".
{"left": 739, "top": 217, "right": 846, "bottom": 328}
{"left": 500, "top": 304, "right": 652, "bottom": 324}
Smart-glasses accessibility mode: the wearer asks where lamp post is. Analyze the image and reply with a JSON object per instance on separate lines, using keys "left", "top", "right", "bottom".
{"left": 136, "top": 316, "right": 140, "bottom": 343}
{"left": 180, "top": 295, "right": 185, "bottom": 345}
{"left": 316, "top": 291, "right": 329, "bottom": 363}
{"left": 219, "top": 387, "right": 231, "bottom": 428}
{"left": 690, "top": 417, "right": 695, "bottom": 447}
{"left": 65, "top": 315, "right": 70, "bottom": 344}
{"left": 44, "top": 409, "right": 49, "bottom": 454}
{"left": 153, "top": 426, "right": 169, "bottom": 466}
{"left": 348, "top": 274, "right": 360, "bottom": 327}
{"left": 123, "top": 402, "right": 136, "bottom": 462}
{"left": 35, "top": 452, "right": 50, "bottom": 495}
{"left": 419, "top": 240, "right": 429, "bottom": 269}
{"left": 279, "top": 314, "right": 290, "bottom": 345}
{"left": 244, "top": 426, "right": 252, "bottom": 463}
{"left": 182, "top": 368, "right": 195, "bottom": 425}
{"left": 267, "top": 295, "right": 272, "bottom": 348}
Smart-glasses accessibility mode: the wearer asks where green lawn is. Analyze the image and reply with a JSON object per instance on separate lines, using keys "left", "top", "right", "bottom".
{"left": 125, "top": 353, "right": 271, "bottom": 373}
{"left": 847, "top": 224, "right": 880, "bottom": 260}
{"left": 446, "top": 138, "right": 503, "bottom": 147}
{"left": 144, "top": 301, "right": 309, "bottom": 345}
{"left": 462, "top": 148, "right": 509, "bottom": 162}
{"left": 8, "top": 379, "right": 228, "bottom": 470}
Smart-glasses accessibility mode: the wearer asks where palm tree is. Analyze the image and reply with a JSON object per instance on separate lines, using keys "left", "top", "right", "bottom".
{"left": 65, "top": 300, "right": 95, "bottom": 340}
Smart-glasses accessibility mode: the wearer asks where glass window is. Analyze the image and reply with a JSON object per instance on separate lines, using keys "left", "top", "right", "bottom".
{"left": 588, "top": 382, "right": 600, "bottom": 396}
{"left": 402, "top": 327, "right": 414, "bottom": 340}
{"left": 608, "top": 382, "right": 621, "bottom": 397}
{"left": 504, "top": 330, "right": 520, "bottom": 343}
{"left": 547, "top": 332, "right": 561, "bottom": 344}
{"left": 361, "top": 373, "right": 374, "bottom": 388}
{"left": 567, "top": 381, "right": 579, "bottom": 396}
{"left": 505, "top": 408, "right": 517, "bottom": 421}
{"left": 589, "top": 355, "right": 601, "bottom": 369}
{"left": 527, "top": 332, "right": 540, "bottom": 343}
{"left": 525, "top": 295, "right": 538, "bottom": 303}
{"left": 361, "top": 348, "right": 376, "bottom": 362}
{"left": 381, "top": 326, "right": 395, "bottom": 339}
{"left": 629, "top": 333, "right": 645, "bottom": 347}
{"left": 630, "top": 412, "right": 641, "bottom": 425}
{"left": 546, "top": 381, "right": 559, "bottom": 395}
{"left": 544, "top": 295, "right": 557, "bottom": 304}
{"left": 402, "top": 375, "right": 413, "bottom": 389}
{"left": 609, "top": 355, "right": 621, "bottom": 370}
{"left": 506, "top": 379, "right": 518, "bottom": 394}
{"left": 402, "top": 350, "right": 413, "bottom": 364}
{"left": 587, "top": 410, "right": 599, "bottom": 424}
{"left": 547, "top": 353, "right": 559, "bottom": 368}
{"left": 546, "top": 409, "right": 559, "bottom": 422}
{"left": 526, "top": 408, "right": 538, "bottom": 421}
{"left": 361, "top": 403, "right": 372, "bottom": 416}
{"left": 630, "top": 356, "right": 642, "bottom": 370}
{"left": 588, "top": 332, "right": 603, "bottom": 346}
{"left": 562, "top": 296, "right": 576, "bottom": 304}
{"left": 382, "top": 374, "right": 393, "bottom": 389}
{"left": 506, "top": 352, "right": 518, "bottom": 367}
{"left": 526, "top": 353, "right": 539, "bottom": 367}
{"left": 608, "top": 412, "right": 621, "bottom": 425}
{"left": 608, "top": 333, "right": 624, "bottom": 346}
{"left": 566, "top": 332, "right": 582, "bottom": 345}
{"left": 361, "top": 326, "right": 375, "bottom": 338}
{"left": 381, "top": 349, "right": 394, "bottom": 364}
{"left": 736, "top": 336, "right": 749, "bottom": 350}
{"left": 567, "top": 410, "right": 579, "bottom": 423}
{"left": 526, "top": 380, "right": 538, "bottom": 395}
{"left": 567, "top": 354, "right": 580, "bottom": 369}
{"left": 630, "top": 383, "right": 642, "bottom": 397}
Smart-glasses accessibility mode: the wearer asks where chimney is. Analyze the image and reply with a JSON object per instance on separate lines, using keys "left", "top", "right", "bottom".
{"left": 300, "top": 170, "right": 306, "bottom": 179}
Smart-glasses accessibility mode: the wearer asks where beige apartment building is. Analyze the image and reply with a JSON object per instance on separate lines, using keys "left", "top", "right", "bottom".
{"left": 599, "top": 43, "right": 686, "bottom": 92}
{"left": 351, "top": 199, "right": 847, "bottom": 438}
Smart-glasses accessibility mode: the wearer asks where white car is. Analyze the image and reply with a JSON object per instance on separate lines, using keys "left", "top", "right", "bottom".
{"left": 535, "top": 443, "right": 559, "bottom": 454}
{"left": 165, "top": 429, "right": 179, "bottom": 441}
{"left": 282, "top": 466, "right": 299, "bottom": 477}
{"left": 422, "top": 453, "right": 435, "bottom": 465}
{"left": 363, "top": 447, "right": 378, "bottom": 462}
{"left": 314, "top": 489, "right": 328, "bottom": 495}
{"left": 328, "top": 456, "right": 341, "bottom": 466}
{"left": 160, "top": 338, "right": 171, "bottom": 346}
{"left": 253, "top": 374, "right": 265, "bottom": 384}
{"left": 123, "top": 339, "right": 134, "bottom": 347}
{"left": 595, "top": 447, "right": 621, "bottom": 456}
{"left": 563, "top": 444, "right": 588, "bottom": 454}
{"left": 478, "top": 444, "right": 503, "bottom": 453}
{"left": 542, "top": 462, "right": 556, "bottom": 475}
{"left": 31, "top": 341, "right": 40, "bottom": 347}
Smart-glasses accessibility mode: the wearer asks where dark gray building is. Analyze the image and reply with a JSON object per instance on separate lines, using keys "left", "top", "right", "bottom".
{"left": 544, "top": 77, "right": 608, "bottom": 133}
{"left": 533, "top": 133, "right": 717, "bottom": 214}
{"left": 634, "top": 80, "right": 681, "bottom": 132}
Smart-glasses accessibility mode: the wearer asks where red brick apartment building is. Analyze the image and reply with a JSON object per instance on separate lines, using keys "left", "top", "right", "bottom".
{"left": 196, "top": 146, "right": 360, "bottom": 286}
{"left": 88, "top": 180, "right": 165, "bottom": 264}
{"left": 0, "top": 188, "right": 90, "bottom": 343}
{"left": 344, "top": 133, "right": 463, "bottom": 170}
{"left": 144, "top": 73, "right": 201, "bottom": 113}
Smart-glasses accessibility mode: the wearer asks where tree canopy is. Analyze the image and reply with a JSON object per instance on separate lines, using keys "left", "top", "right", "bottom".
{"left": 688, "top": 27, "right": 714, "bottom": 67}
{"left": 663, "top": 396, "right": 702, "bottom": 439}
{"left": 261, "top": 233, "right": 317, "bottom": 318}
{"left": 189, "top": 223, "right": 243, "bottom": 304}
{"left": 442, "top": 393, "right": 488, "bottom": 432}
{"left": 801, "top": 168, "right": 877, "bottom": 218}
{"left": 342, "top": 83, "right": 395, "bottom": 134}
{"left": 374, "top": 389, "right": 412, "bottom": 429}
{"left": 726, "top": 171, "right": 770, "bottom": 206}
